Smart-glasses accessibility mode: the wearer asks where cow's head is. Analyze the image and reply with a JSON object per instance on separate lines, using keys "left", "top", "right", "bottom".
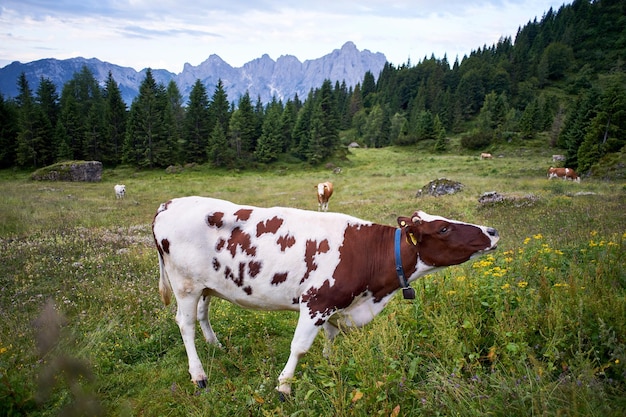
{"left": 397, "top": 211, "right": 499, "bottom": 267}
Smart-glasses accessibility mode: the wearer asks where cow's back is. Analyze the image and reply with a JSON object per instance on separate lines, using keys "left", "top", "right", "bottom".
{"left": 153, "top": 197, "right": 369, "bottom": 310}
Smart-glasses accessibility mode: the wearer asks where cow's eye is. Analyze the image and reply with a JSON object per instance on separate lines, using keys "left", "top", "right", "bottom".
{"left": 439, "top": 227, "right": 448, "bottom": 234}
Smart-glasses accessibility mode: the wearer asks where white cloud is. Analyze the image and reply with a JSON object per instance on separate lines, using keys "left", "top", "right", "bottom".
{"left": 0, "top": 1, "right": 569, "bottom": 72}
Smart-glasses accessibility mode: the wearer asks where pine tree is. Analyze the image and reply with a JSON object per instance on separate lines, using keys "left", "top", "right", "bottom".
{"left": 433, "top": 114, "right": 447, "bottom": 152}
{"left": 183, "top": 80, "right": 210, "bottom": 164}
{"left": 229, "top": 91, "right": 257, "bottom": 160}
{"left": 34, "top": 77, "right": 59, "bottom": 165}
{"left": 208, "top": 79, "right": 231, "bottom": 139}
{"left": 292, "top": 90, "right": 314, "bottom": 160}
{"left": 58, "top": 66, "right": 103, "bottom": 161}
{"left": 255, "top": 99, "right": 283, "bottom": 163}
{"left": 577, "top": 75, "right": 626, "bottom": 173}
{"left": 207, "top": 121, "right": 235, "bottom": 167}
{"left": 302, "top": 80, "right": 340, "bottom": 163}
{"left": 363, "top": 104, "right": 384, "bottom": 148}
{"left": 0, "top": 95, "right": 18, "bottom": 168}
{"left": 280, "top": 99, "right": 298, "bottom": 152}
{"left": 123, "top": 69, "right": 169, "bottom": 168}
{"left": 15, "top": 73, "right": 38, "bottom": 167}
{"left": 361, "top": 71, "right": 377, "bottom": 109}
{"left": 103, "top": 71, "right": 127, "bottom": 165}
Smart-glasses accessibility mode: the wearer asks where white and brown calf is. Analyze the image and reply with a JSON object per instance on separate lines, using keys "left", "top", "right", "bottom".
{"left": 315, "top": 182, "right": 333, "bottom": 212}
{"left": 152, "top": 197, "right": 499, "bottom": 396}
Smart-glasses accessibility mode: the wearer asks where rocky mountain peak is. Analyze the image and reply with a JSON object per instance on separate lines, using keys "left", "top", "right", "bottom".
{"left": 0, "top": 42, "right": 387, "bottom": 105}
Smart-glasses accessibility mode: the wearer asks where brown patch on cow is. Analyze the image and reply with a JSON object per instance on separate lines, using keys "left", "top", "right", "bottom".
{"left": 256, "top": 216, "right": 284, "bottom": 237}
{"left": 212, "top": 258, "right": 220, "bottom": 271}
{"left": 161, "top": 238, "right": 170, "bottom": 254}
{"left": 243, "top": 286, "right": 252, "bottom": 295}
{"left": 300, "top": 279, "right": 356, "bottom": 325}
{"left": 277, "top": 234, "right": 296, "bottom": 251}
{"left": 235, "top": 208, "right": 253, "bottom": 221}
{"left": 227, "top": 228, "right": 257, "bottom": 258}
{"left": 207, "top": 212, "right": 224, "bottom": 228}
{"left": 300, "top": 239, "right": 331, "bottom": 284}
{"left": 248, "top": 260, "right": 262, "bottom": 277}
{"left": 224, "top": 262, "right": 246, "bottom": 287}
{"left": 331, "top": 224, "right": 401, "bottom": 303}
{"left": 272, "top": 272, "right": 288, "bottom": 285}
{"left": 216, "top": 238, "right": 226, "bottom": 251}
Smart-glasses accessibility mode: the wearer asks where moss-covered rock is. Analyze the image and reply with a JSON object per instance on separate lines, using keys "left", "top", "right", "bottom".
{"left": 31, "top": 161, "right": 103, "bottom": 182}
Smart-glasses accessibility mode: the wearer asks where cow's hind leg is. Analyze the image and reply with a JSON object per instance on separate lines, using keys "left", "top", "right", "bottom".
{"left": 175, "top": 293, "right": 208, "bottom": 388}
{"left": 322, "top": 321, "right": 340, "bottom": 357}
{"left": 197, "top": 291, "right": 222, "bottom": 347}
{"left": 277, "top": 312, "right": 323, "bottom": 397}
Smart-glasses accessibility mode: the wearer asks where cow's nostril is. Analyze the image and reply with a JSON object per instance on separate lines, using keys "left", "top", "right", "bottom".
{"left": 487, "top": 228, "right": 498, "bottom": 237}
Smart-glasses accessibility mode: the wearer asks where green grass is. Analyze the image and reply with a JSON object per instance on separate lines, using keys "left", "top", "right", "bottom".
{"left": 1, "top": 146, "right": 625, "bottom": 416}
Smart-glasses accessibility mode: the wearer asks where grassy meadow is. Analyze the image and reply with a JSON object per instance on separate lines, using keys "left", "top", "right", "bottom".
{"left": 1, "top": 144, "right": 625, "bottom": 416}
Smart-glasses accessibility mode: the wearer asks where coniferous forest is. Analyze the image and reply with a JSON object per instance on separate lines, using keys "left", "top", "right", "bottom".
{"left": 0, "top": 0, "right": 624, "bottom": 176}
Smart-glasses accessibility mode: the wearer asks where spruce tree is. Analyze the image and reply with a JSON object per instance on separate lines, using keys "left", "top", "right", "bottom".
{"left": 183, "top": 80, "right": 210, "bottom": 163}
{"left": 207, "top": 121, "right": 234, "bottom": 167}
{"left": 208, "top": 79, "right": 231, "bottom": 139}
{"left": 103, "top": 71, "right": 127, "bottom": 165}
{"left": 123, "top": 69, "right": 168, "bottom": 168}
{"left": 255, "top": 99, "right": 283, "bottom": 163}
{"left": 34, "top": 77, "right": 59, "bottom": 165}
{"left": 15, "top": 73, "right": 38, "bottom": 167}
{"left": 0, "top": 95, "right": 18, "bottom": 168}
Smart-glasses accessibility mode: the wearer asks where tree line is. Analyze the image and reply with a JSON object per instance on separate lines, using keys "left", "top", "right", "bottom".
{"left": 0, "top": 0, "right": 624, "bottom": 174}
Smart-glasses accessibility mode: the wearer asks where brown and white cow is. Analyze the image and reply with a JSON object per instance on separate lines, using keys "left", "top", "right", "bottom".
{"left": 548, "top": 167, "right": 580, "bottom": 182}
{"left": 480, "top": 153, "right": 493, "bottom": 159}
{"left": 152, "top": 197, "right": 499, "bottom": 396}
{"left": 315, "top": 181, "right": 333, "bottom": 212}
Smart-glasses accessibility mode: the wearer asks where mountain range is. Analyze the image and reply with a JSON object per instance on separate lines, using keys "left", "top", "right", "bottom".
{"left": 0, "top": 41, "right": 387, "bottom": 105}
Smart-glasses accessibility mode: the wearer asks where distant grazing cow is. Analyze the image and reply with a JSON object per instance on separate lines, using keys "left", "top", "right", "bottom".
{"left": 315, "top": 181, "right": 333, "bottom": 212}
{"left": 480, "top": 153, "right": 493, "bottom": 159}
{"left": 114, "top": 184, "right": 126, "bottom": 198}
{"left": 552, "top": 154, "right": 566, "bottom": 163}
{"left": 548, "top": 167, "right": 580, "bottom": 182}
{"left": 152, "top": 197, "right": 499, "bottom": 396}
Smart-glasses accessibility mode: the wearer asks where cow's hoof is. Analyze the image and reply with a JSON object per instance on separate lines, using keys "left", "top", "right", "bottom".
{"left": 196, "top": 379, "right": 208, "bottom": 389}
{"left": 278, "top": 392, "right": 287, "bottom": 403}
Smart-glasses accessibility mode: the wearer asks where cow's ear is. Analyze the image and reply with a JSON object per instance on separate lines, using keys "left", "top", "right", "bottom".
{"left": 397, "top": 216, "right": 412, "bottom": 227}
{"left": 398, "top": 216, "right": 421, "bottom": 246}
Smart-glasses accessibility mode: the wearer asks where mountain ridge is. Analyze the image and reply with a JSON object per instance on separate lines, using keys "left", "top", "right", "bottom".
{"left": 0, "top": 41, "right": 387, "bottom": 105}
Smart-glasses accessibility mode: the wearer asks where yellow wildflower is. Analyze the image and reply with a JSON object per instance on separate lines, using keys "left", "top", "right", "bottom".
{"left": 523, "top": 237, "right": 531, "bottom": 245}
{"left": 517, "top": 281, "right": 528, "bottom": 288}
{"left": 553, "top": 283, "right": 569, "bottom": 288}
{"left": 533, "top": 234, "right": 543, "bottom": 240}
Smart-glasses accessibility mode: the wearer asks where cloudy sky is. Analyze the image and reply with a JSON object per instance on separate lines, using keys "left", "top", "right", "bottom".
{"left": 1, "top": 1, "right": 568, "bottom": 73}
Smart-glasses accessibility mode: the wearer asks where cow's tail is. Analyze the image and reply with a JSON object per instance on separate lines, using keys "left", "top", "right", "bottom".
{"left": 158, "top": 252, "right": 173, "bottom": 306}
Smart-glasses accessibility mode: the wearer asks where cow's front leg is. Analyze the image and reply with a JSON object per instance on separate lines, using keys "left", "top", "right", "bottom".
{"left": 175, "top": 294, "right": 208, "bottom": 387}
{"left": 277, "top": 313, "right": 322, "bottom": 397}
